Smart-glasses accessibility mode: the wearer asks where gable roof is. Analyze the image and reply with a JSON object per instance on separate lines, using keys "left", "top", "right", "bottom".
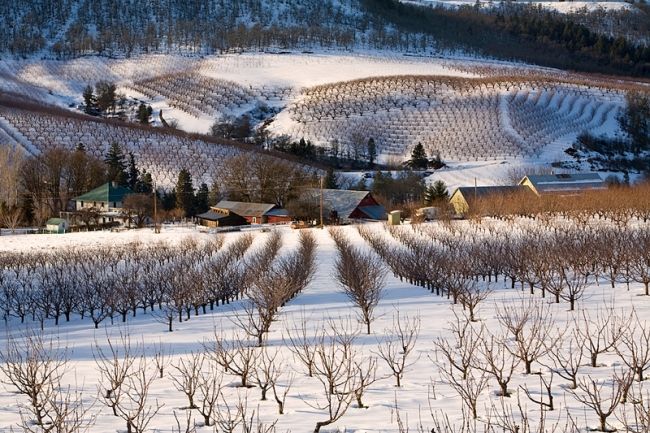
{"left": 74, "top": 182, "right": 133, "bottom": 203}
{"left": 520, "top": 173, "right": 605, "bottom": 194}
{"left": 46, "top": 218, "right": 67, "bottom": 225}
{"left": 453, "top": 185, "right": 532, "bottom": 203}
{"left": 196, "top": 209, "right": 230, "bottom": 221}
{"left": 304, "top": 189, "right": 385, "bottom": 219}
{"left": 213, "top": 201, "right": 277, "bottom": 217}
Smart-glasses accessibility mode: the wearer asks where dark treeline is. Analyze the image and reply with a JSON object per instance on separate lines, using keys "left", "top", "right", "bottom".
{"left": 3, "top": 0, "right": 648, "bottom": 77}
{"left": 363, "top": 0, "right": 650, "bottom": 76}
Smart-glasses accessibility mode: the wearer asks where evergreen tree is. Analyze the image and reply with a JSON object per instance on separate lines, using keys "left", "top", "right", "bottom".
{"left": 323, "top": 167, "right": 338, "bottom": 189}
{"left": 137, "top": 103, "right": 151, "bottom": 124}
{"left": 409, "top": 142, "right": 428, "bottom": 169}
{"left": 208, "top": 181, "right": 221, "bottom": 206}
{"left": 161, "top": 190, "right": 176, "bottom": 211}
{"left": 424, "top": 180, "right": 449, "bottom": 205}
{"left": 620, "top": 91, "right": 650, "bottom": 154}
{"left": 175, "top": 168, "right": 195, "bottom": 216}
{"left": 195, "top": 183, "right": 210, "bottom": 214}
{"left": 104, "top": 143, "right": 128, "bottom": 186}
{"left": 82, "top": 85, "right": 95, "bottom": 114}
{"left": 367, "top": 138, "right": 377, "bottom": 167}
{"left": 95, "top": 81, "right": 117, "bottom": 114}
{"left": 127, "top": 152, "right": 139, "bottom": 190}
{"left": 19, "top": 193, "right": 34, "bottom": 226}
{"left": 136, "top": 170, "right": 153, "bottom": 194}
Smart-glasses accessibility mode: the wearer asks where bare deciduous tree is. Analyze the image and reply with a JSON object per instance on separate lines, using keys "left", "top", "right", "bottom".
{"left": 576, "top": 307, "right": 628, "bottom": 368}
{"left": 376, "top": 311, "right": 421, "bottom": 387}
{"left": 616, "top": 311, "right": 650, "bottom": 382}
{"left": 307, "top": 334, "right": 359, "bottom": 433}
{"left": 497, "top": 299, "right": 561, "bottom": 374}
{"left": 434, "top": 309, "right": 482, "bottom": 380}
{"left": 568, "top": 373, "right": 632, "bottom": 432}
{"left": 170, "top": 352, "right": 205, "bottom": 409}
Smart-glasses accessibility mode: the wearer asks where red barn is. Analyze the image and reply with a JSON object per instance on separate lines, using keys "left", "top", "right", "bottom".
{"left": 306, "top": 189, "right": 387, "bottom": 222}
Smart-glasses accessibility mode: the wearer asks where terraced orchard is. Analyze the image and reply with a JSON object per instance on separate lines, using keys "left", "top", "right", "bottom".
{"left": 271, "top": 75, "right": 622, "bottom": 162}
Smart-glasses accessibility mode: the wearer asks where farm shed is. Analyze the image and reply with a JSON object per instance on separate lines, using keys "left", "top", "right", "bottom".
{"left": 519, "top": 173, "right": 605, "bottom": 196}
{"left": 209, "top": 201, "right": 292, "bottom": 224}
{"left": 45, "top": 218, "right": 68, "bottom": 234}
{"left": 196, "top": 209, "right": 247, "bottom": 228}
{"left": 449, "top": 185, "right": 533, "bottom": 216}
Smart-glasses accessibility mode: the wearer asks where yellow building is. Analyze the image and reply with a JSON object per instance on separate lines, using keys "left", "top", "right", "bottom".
{"left": 449, "top": 186, "right": 531, "bottom": 216}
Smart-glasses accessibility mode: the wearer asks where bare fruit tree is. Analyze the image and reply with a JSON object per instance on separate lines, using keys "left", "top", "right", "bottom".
{"left": 0, "top": 333, "right": 71, "bottom": 429}
{"left": 94, "top": 333, "right": 139, "bottom": 417}
{"left": 576, "top": 307, "right": 629, "bottom": 368}
{"left": 308, "top": 336, "right": 359, "bottom": 433}
{"left": 284, "top": 312, "right": 323, "bottom": 377}
{"left": 568, "top": 373, "right": 632, "bottom": 432}
{"left": 376, "top": 310, "right": 421, "bottom": 387}
{"left": 204, "top": 331, "right": 258, "bottom": 388}
{"left": 434, "top": 308, "right": 482, "bottom": 380}
{"left": 170, "top": 351, "right": 205, "bottom": 409}
{"left": 616, "top": 310, "right": 650, "bottom": 382}
{"left": 497, "top": 298, "right": 561, "bottom": 374}
{"left": 196, "top": 363, "right": 222, "bottom": 427}
{"left": 474, "top": 330, "right": 520, "bottom": 397}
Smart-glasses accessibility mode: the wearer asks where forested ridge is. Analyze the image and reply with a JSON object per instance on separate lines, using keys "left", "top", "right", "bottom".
{"left": 1, "top": 0, "right": 648, "bottom": 76}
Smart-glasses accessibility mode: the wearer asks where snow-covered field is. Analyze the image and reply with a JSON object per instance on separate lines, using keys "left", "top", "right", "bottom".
{"left": 0, "top": 221, "right": 649, "bottom": 433}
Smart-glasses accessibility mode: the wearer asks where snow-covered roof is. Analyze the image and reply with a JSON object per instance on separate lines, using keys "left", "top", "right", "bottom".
{"left": 213, "top": 201, "right": 277, "bottom": 217}
{"left": 521, "top": 173, "right": 605, "bottom": 194}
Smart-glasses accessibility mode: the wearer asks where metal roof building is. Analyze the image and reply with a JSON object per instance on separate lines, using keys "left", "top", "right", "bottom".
{"left": 519, "top": 173, "right": 606, "bottom": 195}
{"left": 305, "top": 189, "right": 387, "bottom": 221}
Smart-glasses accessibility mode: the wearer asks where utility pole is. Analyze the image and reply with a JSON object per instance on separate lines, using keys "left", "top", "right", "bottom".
{"left": 320, "top": 175, "right": 324, "bottom": 229}
{"left": 153, "top": 181, "right": 159, "bottom": 234}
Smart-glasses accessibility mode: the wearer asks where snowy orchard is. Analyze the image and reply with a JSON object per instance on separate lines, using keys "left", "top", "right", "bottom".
{"left": 0, "top": 213, "right": 650, "bottom": 433}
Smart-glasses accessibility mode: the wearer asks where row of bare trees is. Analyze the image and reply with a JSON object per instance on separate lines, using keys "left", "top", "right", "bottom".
{"left": 0, "top": 236, "right": 248, "bottom": 331}
{"left": 235, "top": 230, "right": 317, "bottom": 346}
{"left": 358, "top": 222, "right": 650, "bottom": 320}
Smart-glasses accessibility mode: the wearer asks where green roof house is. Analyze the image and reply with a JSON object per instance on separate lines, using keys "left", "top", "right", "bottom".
{"left": 74, "top": 182, "right": 133, "bottom": 212}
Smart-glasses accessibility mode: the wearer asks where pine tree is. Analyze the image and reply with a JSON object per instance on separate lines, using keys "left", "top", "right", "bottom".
{"left": 208, "top": 181, "right": 221, "bottom": 206}
{"left": 323, "top": 167, "right": 338, "bottom": 189}
{"left": 82, "top": 85, "right": 95, "bottom": 114}
{"left": 137, "top": 103, "right": 150, "bottom": 124}
{"left": 367, "top": 138, "right": 377, "bottom": 167}
{"left": 136, "top": 170, "right": 153, "bottom": 194}
{"left": 424, "top": 180, "right": 449, "bottom": 205}
{"left": 195, "top": 183, "right": 210, "bottom": 214}
{"left": 127, "top": 152, "right": 139, "bottom": 190}
{"left": 104, "top": 143, "right": 128, "bottom": 186}
{"left": 175, "top": 168, "right": 195, "bottom": 217}
{"left": 620, "top": 91, "right": 650, "bottom": 154}
{"left": 95, "top": 81, "right": 117, "bottom": 114}
{"left": 161, "top": 190, "right": 176, "bottom": 211}
{"left": 409, "top": 142, "right": 428, "bottom": 169}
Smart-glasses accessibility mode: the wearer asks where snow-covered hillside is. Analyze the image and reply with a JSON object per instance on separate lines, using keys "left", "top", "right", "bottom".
{"left": 0, "top": 52, "right": 638, "bottom": 188}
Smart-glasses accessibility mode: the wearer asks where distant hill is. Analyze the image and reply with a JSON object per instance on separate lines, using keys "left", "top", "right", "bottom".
{"left": 1, "top": 0, "right": 648, "bottom": 76}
